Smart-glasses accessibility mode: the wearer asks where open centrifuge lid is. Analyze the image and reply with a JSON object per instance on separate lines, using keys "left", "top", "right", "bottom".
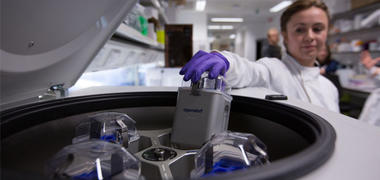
{"left": 0, "top": 0, "right": 137, "bottom": 106}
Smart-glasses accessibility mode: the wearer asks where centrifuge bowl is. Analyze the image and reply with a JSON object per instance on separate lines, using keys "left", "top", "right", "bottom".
{"left": 1, "top": 91, "right": 336, "bottom": 180}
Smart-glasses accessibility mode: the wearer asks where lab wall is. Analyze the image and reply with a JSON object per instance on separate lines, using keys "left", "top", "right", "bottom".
{"left": 242, "top": 26, "right": 258, "bottom": 61}
{"left": 236, "top": 15, "right": 282, "bottom": 61}
{"left": 235, "top": 28, "right": 245, "bottom": 58}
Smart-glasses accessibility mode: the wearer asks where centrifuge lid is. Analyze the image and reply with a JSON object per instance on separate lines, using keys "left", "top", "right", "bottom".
{"left": 0, "top": 0, "right": 137, "bottom": 106}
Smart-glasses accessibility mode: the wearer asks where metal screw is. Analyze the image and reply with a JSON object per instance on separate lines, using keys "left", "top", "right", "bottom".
{"left": 28, "top": 41, "right": 35, "bottom": 48}
{"left": 154, "top": 148, "right": 166, "bottom": 161}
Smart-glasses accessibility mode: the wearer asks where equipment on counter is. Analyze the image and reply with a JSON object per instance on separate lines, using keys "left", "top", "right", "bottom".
{"left": 72, "top": 112, "right": 140, "bottom": 146}
{"left": 170, "top": 73, "right": 269, "bottom": 177}
{"left": 1, "top": 90, "right": 338, "bottom": 180}
{"left": 191, "top": 131, "right": 269, "bottom": 178}
{"left": 45, "top": 76, "right": 269, "bottom": 180}
{"left": 47, "top": 112, "right": 142, "bottom": 180}
{"left": 171, "top": 73, "right": 232, "bottom": 149}
{"left": 46, "top": 140, "right": 142, "bottom": 180}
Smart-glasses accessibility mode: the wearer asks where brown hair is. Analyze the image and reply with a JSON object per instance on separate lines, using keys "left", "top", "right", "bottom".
{"left": 280, "top": 0, "right": 330, "bottom": 32}
{"left": 317, "top": 43, "right": 332, "bottom": 65}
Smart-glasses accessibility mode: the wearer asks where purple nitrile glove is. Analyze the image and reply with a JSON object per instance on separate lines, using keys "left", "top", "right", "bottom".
{"left": 179, "top": 50, "right": 230, "bottom": 83}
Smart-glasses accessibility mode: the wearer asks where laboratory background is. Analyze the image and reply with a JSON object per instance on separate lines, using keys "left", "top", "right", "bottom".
{"left": 70, "top": 0, "right": 380, "bottom": 120}
{"left": 1, "top": 0, "right": 380, "bottom": 180}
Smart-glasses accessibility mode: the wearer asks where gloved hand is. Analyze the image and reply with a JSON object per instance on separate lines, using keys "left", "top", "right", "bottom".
{"left": 179, "top": 50, "right": 230, "bottom": 82}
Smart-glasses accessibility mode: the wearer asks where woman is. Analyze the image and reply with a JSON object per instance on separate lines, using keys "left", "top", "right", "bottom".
{"left": 317, "top": 44, "right": 339, "bottom": 75}
{"left": 180, "top": 0, "right": 339, "bottom": 112}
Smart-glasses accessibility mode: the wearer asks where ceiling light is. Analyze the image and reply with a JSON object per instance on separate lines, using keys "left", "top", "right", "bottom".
{"left": 196, "top": 0, "right": 206, "bottom": 11}
{"left": 230, "top": 34, "right": 236, "bottom": 39}
{"left": 208, "top": 25, "right": 221, "bottom": 30}
{"left": 221, "top": 25, "right": 233, "bottom": 30}
{"left": 270, "top": 1, "right": 292, "bottom": 13}
{"left": 208, "top": 25, "right": 234, "bottom": 30}
{"left": 211, "top": 18, "right": 244, "bottom": 22}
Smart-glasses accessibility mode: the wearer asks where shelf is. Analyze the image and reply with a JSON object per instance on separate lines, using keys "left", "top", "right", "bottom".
{"left": 114, "top": 23, "right": 164, "bottom": 51}
{"left": 332, "top": 2, "right": 380, "bottom": 21}
{"left": 140, "top": 0, "right": 169, "bottom": 24}
{"left": 328, "top": 26, "right": 380, "bottom": 39}
{"left": 332, "top": 51, "right": 380, "bottom": 55}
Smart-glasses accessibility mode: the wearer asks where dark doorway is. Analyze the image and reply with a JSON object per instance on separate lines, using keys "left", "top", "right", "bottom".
{"left": 256, "top": 39, "right": 268, "bottom": 60}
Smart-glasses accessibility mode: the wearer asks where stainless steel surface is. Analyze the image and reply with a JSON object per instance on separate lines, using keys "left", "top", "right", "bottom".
{"left": 132, "top": 129, "right": 197, "bottom": 180}
{"left": 0, "top": 0, "right": 138, "bottom": 107}
{"left": 28, "top": 41, "right": 35, "bottom": 48}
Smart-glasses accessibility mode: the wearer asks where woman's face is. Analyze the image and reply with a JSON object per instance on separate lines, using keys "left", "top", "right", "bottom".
{"left": 282, "top": 7, "right": 329, "bottom": 66}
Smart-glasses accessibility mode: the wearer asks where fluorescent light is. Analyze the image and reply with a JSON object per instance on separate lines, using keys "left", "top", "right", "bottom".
{"left": 222, "top": 25, "right": 233, "bottom": 30}
{"left": 196, "top": 0, "right": 206, "bottom": 11}
{"left": 208, "top": 25, "right": 220, "bottom": 30}
{"left": 208, "top": 25, "right": 234, "bottom": 30}
{"left": 229, "top": 34, "right": 236, "bottom": 39}
{"left": 211, "top": 18, "right": 244, "bottom": 22}
{"left": 270, "top": 1, "right": 292, "bottom": 13}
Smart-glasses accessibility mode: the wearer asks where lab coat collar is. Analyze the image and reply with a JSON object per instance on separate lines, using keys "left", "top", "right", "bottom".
{"left": 283, "top": 53, "right": 320, "bottom": 81}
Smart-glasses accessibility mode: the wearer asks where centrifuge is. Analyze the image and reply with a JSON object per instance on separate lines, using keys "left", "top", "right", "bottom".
{"left": 1, "top": 0, "right": 380, "bottom": 180}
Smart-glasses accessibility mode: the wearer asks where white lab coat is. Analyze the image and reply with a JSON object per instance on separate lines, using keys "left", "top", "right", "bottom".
{"left": 219, "top": 51, "right": 340, "bottom": 112}
{"left": 359, "top": 89, "right": 380, "bottom": 127}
